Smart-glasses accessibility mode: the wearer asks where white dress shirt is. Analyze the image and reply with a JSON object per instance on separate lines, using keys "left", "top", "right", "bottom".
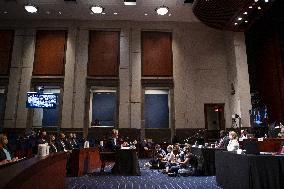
{"left": 227, "top": 139, "right": 239, "bottom": 152}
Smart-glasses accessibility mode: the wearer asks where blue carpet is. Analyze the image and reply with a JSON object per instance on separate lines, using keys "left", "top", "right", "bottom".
{"left": 66, "top": 159, "right": 222, "bottom": 189}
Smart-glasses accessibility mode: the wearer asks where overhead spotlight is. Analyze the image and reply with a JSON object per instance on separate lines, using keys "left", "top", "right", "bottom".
{"left": 243, "top": 12, "right": 247, "bottom": 15}
{"left": 91, "top": 6, "right": 104, "bottom": 14}
{"left": 124, "top": 0, "right": 136, "bottom": 6}
{"left": 238, "top": 17, "right": 242, "bottom": 21}
{"left": 156, "top": 6, "right": 169, "bottom": 15}
{"left": 265, "top": 0, "right": 269, "bottom": 2}
{"left": 24, "top": 5, "right": 38, "bottom": 13}
{"left": 258, "top": 6, "right": 261, "bottom": 10}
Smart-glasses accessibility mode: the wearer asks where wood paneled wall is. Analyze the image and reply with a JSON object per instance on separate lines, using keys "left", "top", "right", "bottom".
{"left": 33, "top": 30, "right": 67, "bottom": 76}
{"left": 0, "top": 30, "right": 14, "bottom": 75}
{"left": 142, "top": 31, "right": 173, "bottom": 77}
{"left": 88, "top": 31, "right": 119, "bottom": 77}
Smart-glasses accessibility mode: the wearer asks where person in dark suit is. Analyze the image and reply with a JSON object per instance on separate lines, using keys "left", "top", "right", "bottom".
{"left": 106, "top": 129, "right": 120, "bottom": 151}
{"left": 56, "top": 132, "right": 67, "bottom": 152}
{"left": 37, "top": 131, "right": 47, "bottom": 145}
{"left": 65, "top": 133, "right": 74, "bottom": 150}
{"left": 217, "top": 130, "right": 230, "bottom": 149}
{"left": 71, "top": 133, "right": 79, "bottom": 149}
{"left": 48, "top": 134, "right": 58, "bottom": 153}
{"left": 0, "top": 134, "right": 18, "bottom": 165}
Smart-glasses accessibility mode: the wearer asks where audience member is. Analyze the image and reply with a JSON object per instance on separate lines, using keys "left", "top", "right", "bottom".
{"left": 56, "top": 132, "right": 67, "bottom": 152}
{"left": 48, "top": 134, "right": 58, "bottom": 153}
{"left": 0, "top": 134, "right": 18, "bottom": 165}
{"left": 217, "top": 130, "right": 230, "bottom": 148}
{"left": 227, "top": 131, "right": 239, "bottom": 152}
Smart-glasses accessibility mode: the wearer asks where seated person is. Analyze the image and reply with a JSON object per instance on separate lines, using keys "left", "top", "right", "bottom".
{"left": 165, "top": 146, "right": 180, "bottom": 172}
{"left": 56, "top": 132, "right": 68, "bottom": 152}
{"left": 71, "top": 133, "right": 79, "bottom": 149}
{"left": 217, "top": 130, "right": 230, "bottom": 148}
{"left": 37, "top": 130, "right": 47, "bottom": 145}
{"left": 48, "top": 135, "right": 58, "bottom": 153}
{"left": 0, "top": 134, "right": 18, "bottom": 165}
{"left": 149, "top": 144, "right": 166, "bottom": 168}
{"left": 240, "top": 129, "right": 248, "bottom": 139}
{"left": 168, "top": 146, "right": 197, "bottom": 176}
{"left": 65, "top": 133, "right": 74, "bottom": 150}
{"left": 227, "top": 131, "right": 239, "bottom": 152}
{"left": 160, "top": 145, "right": 173, "bottom": 168}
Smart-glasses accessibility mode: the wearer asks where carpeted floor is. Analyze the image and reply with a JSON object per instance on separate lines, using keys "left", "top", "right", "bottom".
{"left": 66, "top": 159, "right": 222, "bottom": 189}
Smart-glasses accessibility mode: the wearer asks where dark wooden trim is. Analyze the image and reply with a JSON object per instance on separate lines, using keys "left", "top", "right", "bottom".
{"left": 141, "top": 31, "right": 173, "bottom": 77}
{"left": 33, "top": 30, "right": 67, "bottom": 76}
{"left": 0, "top": 30, "right": 14, "bottom": 76}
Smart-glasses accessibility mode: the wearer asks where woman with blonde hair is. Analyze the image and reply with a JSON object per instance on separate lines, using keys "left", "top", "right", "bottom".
{"left": 227, "top": 131, "right": 239, "bottom": 152}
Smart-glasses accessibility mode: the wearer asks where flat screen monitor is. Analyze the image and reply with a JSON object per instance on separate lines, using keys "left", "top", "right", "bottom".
{"left": 26, "top": 92, "right": 57, "bottom": 109}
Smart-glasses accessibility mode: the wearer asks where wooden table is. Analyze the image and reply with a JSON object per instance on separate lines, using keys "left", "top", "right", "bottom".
{"left": 70, "top": 147, "right": 101, "bottom": 177}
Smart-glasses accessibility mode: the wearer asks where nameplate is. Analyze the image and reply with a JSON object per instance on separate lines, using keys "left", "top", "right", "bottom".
{"left": 258, "top": 138, "right": 264, "bottom": 142}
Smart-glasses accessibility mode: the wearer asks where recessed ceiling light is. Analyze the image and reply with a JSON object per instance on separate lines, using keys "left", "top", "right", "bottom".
{"left": 238, "top": 17, "right": 242, "bottom": 21}
{"left": 144, "top": 13, "right": 148, "bottom": 16}
{"left": 114, "top": 12, "right": 118, "bottom": 15}
{"left": 245, "top": 20, "right": 248, "bottom": 23}
{"left": 265, "top": 0, "right": 269, "bottom": 2}
{"left": 91, "top": 6, "right": 104, "bottom": 14}
{"left": 234, "top": 23, "right": 238, "bottom": 26}
{"left": 156, "top": 6, "right": 169, "bottom": 15}
{"left": 243, "top": 12, "right": 247, "bottom": 15}
{"left": 249, "top": 6, "right": 253, "bottom": 9}
{"left": 258, "top": 6, "right": 261, "bottom": 10}
{"left": 25, "top": 5, "right": 38, "bottom": 13}
{"left": 102, "top": 12, "right": 106, "bottom": 15}
{"left": 124, "top": 0, "right": 136, "bottom": 6}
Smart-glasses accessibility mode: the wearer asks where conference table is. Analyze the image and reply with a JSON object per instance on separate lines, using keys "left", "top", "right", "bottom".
{"left": 215, "top": 151, "right": 284, "bottom": 189}
{"left": 190, "top": 146, "right": 225, "bottom": 176}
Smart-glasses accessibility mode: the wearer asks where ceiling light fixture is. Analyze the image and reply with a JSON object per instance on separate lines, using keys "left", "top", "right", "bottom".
{"left": 114, "top": 12, "right": 118, "bottom": 15}
{"left": 91, "top": 5, "right": 104, "bottom": 14}
{"left": 243, "top": 12, "right": 247, "bottom": 15}
{"left": 238, "top": 17, "right": 242, "bottom": 21}
{"left": 124, "top": 0, "right": 136, "bottom": 6}
{"left": 24, "top": 5, "right": 38, "bottom": 13}
{"left": 156, "top": 6, "right": 169, "bottom": 15}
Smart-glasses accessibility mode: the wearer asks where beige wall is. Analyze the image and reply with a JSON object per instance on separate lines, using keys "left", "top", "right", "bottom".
{"left": 0, "top": 20, "right": 251, "bottom": 130}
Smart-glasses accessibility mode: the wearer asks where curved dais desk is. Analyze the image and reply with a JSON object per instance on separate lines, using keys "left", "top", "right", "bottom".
{"left": 0, "top": 152, "right": 67, "bottom": 189}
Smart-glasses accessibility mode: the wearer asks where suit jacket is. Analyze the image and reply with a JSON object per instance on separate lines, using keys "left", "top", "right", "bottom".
{"left": 49, "top": 143, "right": 58, "bottom": 153}
{"left": 56, "top": 139, "right": 67, "bottom": 152}
{"left": 65, "top": 139, "right": 74, "bottom": 150}
{"left": 106, "top": 138, "right": 120, "bottom": 151}
{"left": 0, "top": 148, "right": 7, "bottom": 162}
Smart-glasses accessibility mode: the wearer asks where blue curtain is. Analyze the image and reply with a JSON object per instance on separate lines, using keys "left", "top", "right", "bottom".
{"left": 145, "top": 94, "right": 169, "bottom": 128}
{"left": 92, "top": 93, "right": 116, "bottom": 126}
{"left": 42, "top": 93, "right": 60, "bottom": 127}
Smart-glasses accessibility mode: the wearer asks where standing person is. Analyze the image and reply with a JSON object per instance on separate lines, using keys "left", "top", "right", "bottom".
{"left": 37, "top": 130, "right": 47, "bottom": 145}
{"left": 107, "top": 129, "right": 120, "bottom": 151}
{"left": 0, "top": 134, "right": 18, "bottom": 165}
